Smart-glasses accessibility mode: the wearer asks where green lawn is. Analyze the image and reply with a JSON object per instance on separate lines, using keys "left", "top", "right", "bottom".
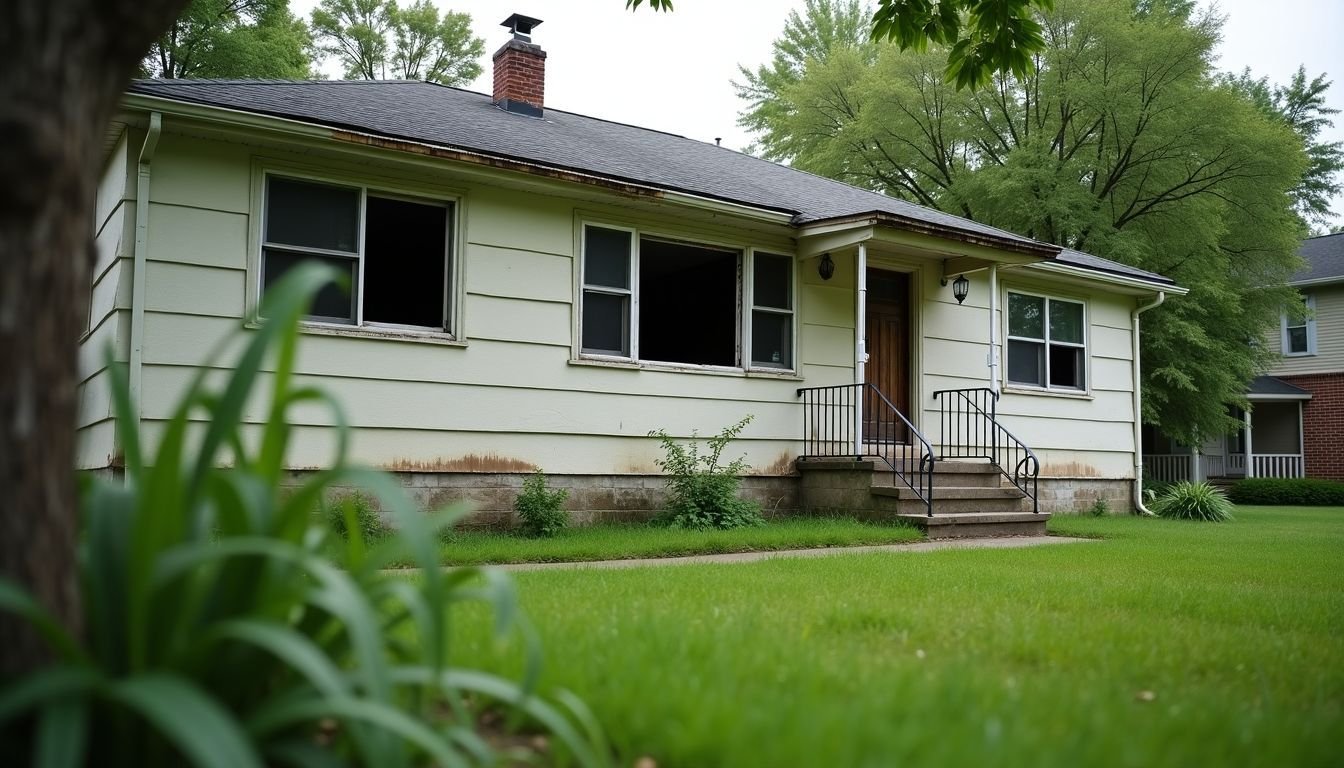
{"left": 447, "top": 507, "right": 1344, "bottom": 767}
{"left": 437, "top": 517, "right": 922, "bottom": 565}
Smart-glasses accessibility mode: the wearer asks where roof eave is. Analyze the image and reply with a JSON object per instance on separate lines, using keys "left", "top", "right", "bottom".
{"left": 799, "top": 212, "right": 1059, "bottom": 258}
{"left": 1288, "top": 275, "right": 1344, "bottom": 288}
{"left": 1024, "top": 261, "right": 1186, "bottom": 294}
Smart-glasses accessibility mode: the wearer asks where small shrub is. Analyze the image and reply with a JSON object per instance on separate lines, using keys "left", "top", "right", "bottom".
{"left": 1088, "top": 498, "right": 1110, "bottom": 517}
{"left": 1228, "top": 477, "right": 1344, "bottom": 506}
{"left": 650, "top": 416, "right": 764, "bottom": 530}
{"left": 326, "top": 490, "right": 390, "bottom": 540}
{"left": 1151, "top": 481, "right": 1234, "bottom": 522}
{"left": 515, "top": 471, "right": 570, "bottom": 537}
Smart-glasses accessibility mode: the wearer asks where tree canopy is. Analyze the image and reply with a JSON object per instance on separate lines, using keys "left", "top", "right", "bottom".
{"left": 310, "top": 0, "right": 484, "bottom": 85}
{"left": 144, "top": 0, "right": 312, "bottom": 79}
{"left": 737, "top": 0, "right": 1331, "bottom": 445}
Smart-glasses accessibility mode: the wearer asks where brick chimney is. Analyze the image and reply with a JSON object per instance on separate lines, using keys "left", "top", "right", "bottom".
{"left": 493, "top": 14, "right": 546, "bottom": 117}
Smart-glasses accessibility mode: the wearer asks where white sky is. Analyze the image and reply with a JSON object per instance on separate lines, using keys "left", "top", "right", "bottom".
{"left": 290, "top": 0, "right": 1344, "bottom": 223}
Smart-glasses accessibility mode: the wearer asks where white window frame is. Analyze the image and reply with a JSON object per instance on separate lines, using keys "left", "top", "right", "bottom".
{"left": 746, "top": 249, "right": 797, "bottom": 371}
{"left": 1281, "top": 294, "right": 1316, "bottom": 357}
{"left": 1004, "top": 289, "right": 1089, "bottom": 393}
{"left": 256, "top": 167, "right": 459, "bottom": 338}
{"left": 576, "top": 221, "right": 796, "bottom": 374}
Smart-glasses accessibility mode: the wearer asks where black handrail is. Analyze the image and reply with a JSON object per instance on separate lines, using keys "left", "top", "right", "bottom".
{"left": 796, "top": 383, "right": 936, "bottom": 516}
{"left": 931, "top": 388, "right": 1040, "bottom": 513}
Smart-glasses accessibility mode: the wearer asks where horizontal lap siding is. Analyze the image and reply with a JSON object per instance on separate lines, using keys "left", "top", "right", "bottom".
{"left": 1267, "top": 284, "right": 1344, "bottom": 375}
{"left": 132, "top": 134, "right": 808, "bottom": 474}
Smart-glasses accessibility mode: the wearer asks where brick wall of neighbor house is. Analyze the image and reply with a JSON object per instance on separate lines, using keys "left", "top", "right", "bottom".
{"left": 306, "top": 471, "right": 800, "bottom": 528}
{"left": 1278, "top": 372, "right": 1344, "bottom": 480}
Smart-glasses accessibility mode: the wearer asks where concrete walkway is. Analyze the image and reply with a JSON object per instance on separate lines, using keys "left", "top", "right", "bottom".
{"left": 495, "top": 535, "right": 1096, "bottom": 572}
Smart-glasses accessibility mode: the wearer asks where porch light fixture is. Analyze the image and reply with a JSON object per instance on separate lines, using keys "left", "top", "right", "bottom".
{"left": 818, "top": 252, "right": 835, "bottom": 280}
{"left": 952, "top": 274, "right": 970, "bottom": 304}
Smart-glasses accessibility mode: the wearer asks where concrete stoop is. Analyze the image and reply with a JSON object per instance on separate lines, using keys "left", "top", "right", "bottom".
{"left": 797, "top": 456, "right": 1049, "bottom": 539}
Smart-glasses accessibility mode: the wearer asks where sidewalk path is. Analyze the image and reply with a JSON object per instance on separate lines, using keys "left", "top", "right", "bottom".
{"left": 495, "top": 535, "right": 1096, "bottom": 572}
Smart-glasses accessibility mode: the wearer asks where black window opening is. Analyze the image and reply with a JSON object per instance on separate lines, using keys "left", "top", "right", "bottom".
{"left": 638, "top": 238, "right": 739, "bottom": 367}
{"left": 261, "top": 175, "right": 451, "bottom": 331}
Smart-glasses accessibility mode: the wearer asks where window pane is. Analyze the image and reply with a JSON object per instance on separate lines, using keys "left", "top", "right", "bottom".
{"left": 639, "top": 238, "right": 738, "bottom": 366}
{"left": 265, "top": 176, "right": 360, "bottom": 253}
{"left": 584, "top": 226, "right": 631, "bottom": 289}
{"left": 752, "top": 311, "right": 792, "bottom": 368}
{"left": 753, "top": 253, "right": 791, "bottom": 310}
{"left": 1049, "top": 300, "right": 1085, "bottom": 344}
{"left": 363, "top": 195, "right": 449, "bottom": 328}
{"left": 1007, "top": 339, "right": 1044, "bottom": 386}
{"left": 263, "top": 249, "right": 356, "bottom": 322}
{"left": 1049, "top": 344, "right": 1085, "bottom": 389}
{"left": 582, "top": 291, "right": 629, "bottom": 355}
{"left": 1287, "top": 326, "right": 1308, "bottom": 353}
{"left": 1008, "top": 293, "right": 1044, "bottom": 339}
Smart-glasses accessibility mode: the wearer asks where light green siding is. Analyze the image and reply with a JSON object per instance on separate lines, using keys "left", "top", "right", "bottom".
{"left": 1267, "top": 284, "right": 1344, "bottom": 375}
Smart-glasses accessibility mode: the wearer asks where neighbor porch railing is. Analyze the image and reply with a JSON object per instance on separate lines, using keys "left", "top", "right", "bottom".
{"left": 1144, "top": 452, "right": 1303, "bottom": 482}
{"left": 1143, "top": 454, "right": 1193, "bottom": 483}
{"left": 1252, "top": 454, "right": 1304, "bottom": 479}
{"left": 932, "top": 388, "right": 1040, "bottom": 514}
{"left": 796, "top": 383, "right": 936, "bottom": 516}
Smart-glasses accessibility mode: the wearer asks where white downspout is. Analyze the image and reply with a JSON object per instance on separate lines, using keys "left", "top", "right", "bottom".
{"left": 1244, "top": 409, "right": 1255, "bottom": 479}
{"left": 1132, "top": 290, "right": 1165, "bottom": 515}
{"left": 854, "top": 244, "right": 868, "bottom": 456}
{"left": 988, "top": 263, "right": 1000, "bottom": 394}
{"left": 130, "top": 112, "right": 162, "bottom": 432}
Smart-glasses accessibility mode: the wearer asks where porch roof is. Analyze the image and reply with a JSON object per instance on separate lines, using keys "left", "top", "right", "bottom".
{"left": 1247, "top": 375, "right": 1312, "bottom": 401}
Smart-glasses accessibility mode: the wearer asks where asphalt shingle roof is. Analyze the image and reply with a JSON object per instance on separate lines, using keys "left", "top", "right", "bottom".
{"left": 1247, "top": 375, "right": 1312, "bottom": 399}
{"left": 1294, "top": 232, "right": 1344, "bottom": 283}
{"left": 126, "top": 78, "right": 1173, "bottom": 286}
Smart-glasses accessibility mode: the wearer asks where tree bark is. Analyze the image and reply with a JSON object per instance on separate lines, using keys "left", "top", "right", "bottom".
{"left": 0, "top": 0, "right": 191, "bottom": 683}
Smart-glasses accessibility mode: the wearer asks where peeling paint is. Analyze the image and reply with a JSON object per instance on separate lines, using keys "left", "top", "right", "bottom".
{"left": 383, "top": 454, "right": 538, "bottom": 473}
{"left": 1040, "top": 462, "right": 1101, "bottom": 478}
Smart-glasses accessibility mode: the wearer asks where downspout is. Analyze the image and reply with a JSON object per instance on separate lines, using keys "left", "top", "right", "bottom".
{"left": 854, "top": 244, "right": 868, "bottom": 456}
{"left": 130, "top": 112, "right": 162, "bottom": 435}
{"left": 988, "top": 263, "right": 1000, "bottom": 394}
{"left": 1131, "top": 290, "right": 1165, "bottom": 515}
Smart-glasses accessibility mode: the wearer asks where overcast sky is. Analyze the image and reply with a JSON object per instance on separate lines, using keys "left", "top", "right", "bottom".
{"left": 290, "top": 0, "right": 1344, "bottom": 224}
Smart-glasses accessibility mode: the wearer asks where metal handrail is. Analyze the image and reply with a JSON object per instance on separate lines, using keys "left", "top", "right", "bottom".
{"left": 797, "top": 383, "right": 937, "bottom": 516}
{"left": 931, "top": 387, "right": 1040, "bottom": 513}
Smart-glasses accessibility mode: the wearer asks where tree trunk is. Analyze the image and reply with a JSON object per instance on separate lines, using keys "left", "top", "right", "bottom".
{"left": 0, "top": 0, "right": 191, "bottom": 683}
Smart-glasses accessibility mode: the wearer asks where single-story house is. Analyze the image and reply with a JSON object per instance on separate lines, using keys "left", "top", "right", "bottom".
{"left": 80, "top": 15, "right": 1185, "bottom": 535}
{"left": 1144, "top": 231, "right": 1344, "bottom": 483}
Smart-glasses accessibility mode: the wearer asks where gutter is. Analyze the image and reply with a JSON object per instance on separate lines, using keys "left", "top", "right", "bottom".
{"left": 1026, "top": 261, "right": 1188, "bottom": 295}
{"left": 130, "top": 112, "right": 162, "bottom": 436}
{"left": 1131, "top": 290, "right": 1165, "bottom": 516}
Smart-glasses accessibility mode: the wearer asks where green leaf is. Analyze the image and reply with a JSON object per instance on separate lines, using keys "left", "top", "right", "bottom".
{"left": 35, "top": 697, "right": 88, "bottom": 768}
{"left": 0, "top": 580, "right": 86, "bottom": 664}
{"left": 211, "top": 619, "right": 350, "bottom": 697}
{"left": 0, "top": 667, "right": 98, "bottom": 724}
{"left": 247, "top": 696, "right": 468, "bottom": 768}
{"left": 108, "top": 674, "right": 263, "bottom": 768}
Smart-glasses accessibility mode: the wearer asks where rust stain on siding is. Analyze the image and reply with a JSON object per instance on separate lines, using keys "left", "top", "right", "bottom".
{"left": 753, "top": 451, "right": 800, "bottom": 476}
{"left": 384, "top": 454, "right": 538, "bottom": 473}
{"left": 1040, "top": 462, "right": 1101, "bottom": 478}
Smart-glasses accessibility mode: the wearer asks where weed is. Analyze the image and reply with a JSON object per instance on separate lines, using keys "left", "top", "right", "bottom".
{"left": 649, "top": 416, "right": 763, "bottom": 530}
{"left": 515, "top": 471, "right": 570, "bottom": 538}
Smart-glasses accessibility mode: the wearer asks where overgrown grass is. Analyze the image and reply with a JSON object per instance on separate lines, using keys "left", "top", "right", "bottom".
{"left": 445, "top": 507, "right": 1344, "bottom": 766}
{"left": 438, "top": 517, "right": 923, "bottom": 565}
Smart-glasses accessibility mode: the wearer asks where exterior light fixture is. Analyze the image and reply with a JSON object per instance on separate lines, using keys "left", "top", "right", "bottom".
{"left": 818, "top": 252, "right": 835, "bottom": 280}
{"left": 952, "top": 274, "right": 970, "bottom": 304}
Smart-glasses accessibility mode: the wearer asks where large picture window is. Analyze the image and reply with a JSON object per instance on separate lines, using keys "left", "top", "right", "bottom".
{"left": 579, "top": 224, "right": 793, "bottom": 371}
{"left": 261, "top": 174, "right": 453, "bottom": 332}
{"left": 1006, "top": 291, "right": 1086, "bottom": 391}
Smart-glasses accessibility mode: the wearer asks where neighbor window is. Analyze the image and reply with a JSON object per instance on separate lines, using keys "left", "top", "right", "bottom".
{"left": 579, "top": 224, "right": 793, "bottom": 370}
{"left": 1281, "top": 294, "right": 1316, "bottom": 356}
{"left": 1006, "top": 291, "right": 1086, "bottom": 390}
{"left": 261, "top": 174, "right": 452, "bottom": 331}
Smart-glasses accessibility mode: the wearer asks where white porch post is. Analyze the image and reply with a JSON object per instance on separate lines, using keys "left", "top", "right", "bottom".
{"left": 1192, "top": 451, "right": 1203, "bottom": 483}
{"left": 854, "top": 244, "right": 868, "bottom": 456}
{"left": 988, "top": 263, "right": 1000, "bottom": 394}
{"left": 1244, "top": 409, "right": 1255, "bottom": 479}
{"left": 1298, "top": 401, "right": 1306, "bottom": 478}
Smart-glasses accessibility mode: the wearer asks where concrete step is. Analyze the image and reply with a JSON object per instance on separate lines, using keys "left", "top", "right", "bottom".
{"left": 870, "top": 461, "right": 1004, "bottom": 489}
{"left": 896, "top": 511, "right": 1049, "bottom": 539}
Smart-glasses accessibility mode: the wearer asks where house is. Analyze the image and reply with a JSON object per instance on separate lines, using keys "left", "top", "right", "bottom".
{"left": 1144, "top": 231, "right": 1344, "bottom": 484}
{"left": 80, "top": 15, "right": 1185, "bottom": 535}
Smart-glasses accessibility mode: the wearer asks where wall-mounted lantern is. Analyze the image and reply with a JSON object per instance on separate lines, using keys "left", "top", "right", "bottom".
{"left": 818, "top": 252, "right": 835, "bottom": 281}
{"left": 952, "top": 274, "right": 970, "bottom": 304}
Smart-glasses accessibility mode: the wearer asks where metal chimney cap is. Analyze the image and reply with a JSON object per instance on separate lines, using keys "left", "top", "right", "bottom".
{"left": 501, "top": 13, "right": 543, "bottom": 41}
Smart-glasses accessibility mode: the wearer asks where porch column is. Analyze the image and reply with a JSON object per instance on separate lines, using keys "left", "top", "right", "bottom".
{"left": 988, "top": 263, "right": 1000, "bottom": 394}
{"left": 1244, "top": 409, "right": 1254, "bottom": 479}
{"left": 854, "top": 243, "right": 868, "bottom": 456}
{"left": 1298, "top": 401, "right": 1306, "bottom": 478}
{"left": 1192, "top": 451, "right": 1202, "bottom": 483}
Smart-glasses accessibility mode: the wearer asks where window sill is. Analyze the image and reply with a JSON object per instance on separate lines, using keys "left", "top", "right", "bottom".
{"left": 1002, "top": 385, "right": 1094, "bottom": 401}
{"left": 569, "top": 357, "right": 802, "bottom": 380}
{"left": 1282, "top": 352, "right": 1316, "bottom": 358}
{"left": 246, "top": 320, "right": 468, "bottom": 347}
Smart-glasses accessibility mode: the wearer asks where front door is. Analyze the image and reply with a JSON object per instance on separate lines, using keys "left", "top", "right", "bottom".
{"left": 864, "top": 268, "right": 911, "bottom": 443}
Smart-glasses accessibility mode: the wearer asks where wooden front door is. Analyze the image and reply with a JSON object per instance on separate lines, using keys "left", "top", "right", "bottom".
{"left": 864, "top": 269, "right": 911, "bottom": 442}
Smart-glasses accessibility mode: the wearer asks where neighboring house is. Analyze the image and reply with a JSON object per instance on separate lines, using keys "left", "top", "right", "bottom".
{"left": 1144, "top": 231, "right": 1344, "bottom": 483}
{"left": 80, "top": 16, "right": 1184, "bottom": 532}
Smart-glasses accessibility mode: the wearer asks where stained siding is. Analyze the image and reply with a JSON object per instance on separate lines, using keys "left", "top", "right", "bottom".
{"left": 1267, "top": 284, "right": 1344, "bottom": 375}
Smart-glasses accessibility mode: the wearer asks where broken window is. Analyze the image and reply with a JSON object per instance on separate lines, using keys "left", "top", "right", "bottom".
{"left": 261, "top": 174, "right": 452, "bottom": 331}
